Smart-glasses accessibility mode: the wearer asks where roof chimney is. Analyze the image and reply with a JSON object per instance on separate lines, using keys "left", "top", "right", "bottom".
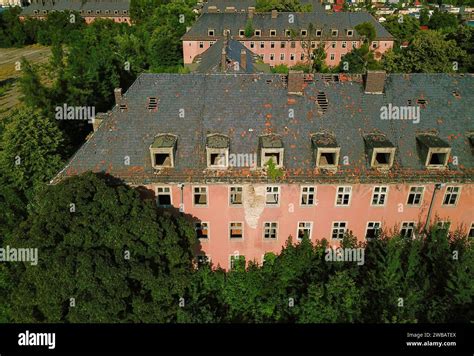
{"left": 288, "top": 70, "right": 304, "bottom": 95}
{"left": 225, "top": 6, "right": 236, "bottom": 13}
{"left": 221, "top": 48, "right": 227, "bottom": 72}
{"left": 240, "top": 49, "right": 247, "bottom": 71}
{"left": 248, "top": 7, "right": 255, "bottom": 19}
{"left": 271, "top": 9, "right": 278, "bottom": 19}
{"left": 208, "top": 6, "right": 217, "bottom": 13}
{"left": 114, "top": 88, "right": 122, "bottom": 105}
{"left": 364, "top": 70, "right": 386, "bottom": 94}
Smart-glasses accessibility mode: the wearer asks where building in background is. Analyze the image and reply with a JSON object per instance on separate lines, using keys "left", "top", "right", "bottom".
{"left": 20, "top": 0, "right": 131, "bottom": 24}
{"left": 182, "top": 10, "right": 393, "bottom": 67}
{"left": 53, "top": 71, "right": 474, "bottom": 269}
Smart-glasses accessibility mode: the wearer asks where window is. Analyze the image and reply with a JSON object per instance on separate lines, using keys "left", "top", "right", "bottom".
{"left": 300, "top": 53, "right": 304, "bottom": 61}
{"left": 150, "top": 134, "right": 176, "bottom": 169}
{"left": 352, "top": 41, "right": 357, "bottom": 48}
{"left": 210, "top": 41, "right": 215, "bottom": 46}
{"left": 407, "top": 186, "right": 424, "bottom": 206}
{"left": 260, "top": 42, "right": 265, "bottom": 49}
{"left": 290, "top": 41, "right": 296, "bottom": 48}
{"left": 469, "top": 223, "right": 474, "bottom": 238}
{"left": 193, "top": 186, "right": 208, "bottom": 206}
{"left": 156, "top": 186, "right": 172, "bottom": 206}
{"left": 297, "top": 222, "right": 312, "bottom": 240}
{"left": 347, "top": 29, "right": 353, "bottom": 37}
{"left": 331, "top": 29, "right": 338, "bottom": 37}
{"left": 331, "top": 42, "right": 336, "bottom": 49}
{"left": 96, "top": 10, "right": 100, "bottom": 14}
{"left": 443, "top": 186, "right": 460, "bottom": 206}
{"left": 250, "top": 42, "right": 255, "bottom": 49}
{"left": 371, "top": 41, "right": 378, "bottom": 49}
{"left": 114, "top": 10, "right": 119, "bottom": 15}
{"left": 207, "top": 151, "right": 227, "bottom": 168}
{"left": 223, "top": 29, "right": 230, "bottom": 36}
{"left": 301, "top": 29, "right": 307, "bottom": 37}
{"left": 265, "top": 186, "right": 280, "bottom": 205}
{"left": 290, "top": 53, "right": 295, "bottom": 61}
{"left": 315, "top": 147, "right": 340, "bottom": 169}
{"left": 255, "top": 30, "right": 261, "bottom": 36}
{"left": 301, "top": 186, "right": 315, "bottom": 206}
{"left": 436, "top": 221, "right": 451, "bottom": 235}
{"left": 208, "top": 29, "right": 214, "bottom": 36}
{"left": 264, "top": 222, "right": 278, "bottom": 239}
{"left": 270, "top": 53, "right": 275, "bottom": 60}
{"left": 365, "top": 222, "right": 381, "bottom": 240}
{"left": 336, "top": 186, "right": 351, "bottom": 206}
{"left": 371, "top": 186, "right": 388, "bottom": 206}
{"left": 230, "top": 186, "right": 243, "bottom": 205}
{"left": 330, "top": 53, "right": 335, "bottom": 61}
{"left": 311, "top": 41, "right": 316, "bottom": 49}
{"left": 199, "top": 41, "right": 204, "bottom": 48}
{"left": 372, "top": 149, "right": 395, "bottom": 168}
{"left": 280, "top": 53, "right": 285, "bottom": 60}
{"left": 229, "top": 222, "right": 243, "bottom": 239}
{"left": 119, "top": 103, "right": 128, "bottom": 112}
{"left": 400, "top": 222, "right": 415, "bottom": 239}
{"left": 285, "top": 29, "right": 291, "bottom": 37}
{"left": 230, "top": 255, "right": 245, "bottom": 270}
{"left": 271, "top": 41, "right": 275, "bottom": 48}
{"left": 316, "top": 29, "right": 322, "bottom": 37}
{"left": 332, "top": 222, "right": 347, "bottom": 240}
{"left": 280, "top": 41, "right": 286, "bottom": 49}
{"left": 342, "top": 41, "right": 347, "bottom": 49}
{"left": 239, "top": 29, "right": 245, "bottom": 37}
{"left": 270, "top": 30, "right": 276, "bottom": 36}
{"left": 195, "top": 222, "right": 209, "bottom": 239}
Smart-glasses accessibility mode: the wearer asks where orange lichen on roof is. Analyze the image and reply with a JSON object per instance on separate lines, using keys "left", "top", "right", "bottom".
{"left": 287, "top": 98, "right": 296, "bottom": 105}
{"left": 266, "top": 113, "right": 272, "bottom": 119}
{"left": 264, "top": 103, "right": 272, "bottom": 108}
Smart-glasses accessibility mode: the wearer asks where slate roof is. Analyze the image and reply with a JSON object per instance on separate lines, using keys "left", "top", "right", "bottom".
{"left": 182, "top": 12, "right": 393, "bottom": 41}
{"left": 189, "top": 38, "right": 270, "bottom": 73}
{"left": 53, "top": 73, "right": 474, "bottom": 185}
{"left": 21, "top": 0, "right": 130, "bottom": 17}
{"left": 202, "top": 0, "right": 324, "bottom": 13}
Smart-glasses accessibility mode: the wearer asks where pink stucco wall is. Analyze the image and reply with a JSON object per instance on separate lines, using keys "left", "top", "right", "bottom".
{"left": 145, "top": 182, "right": 473, "bottom": 269}
{"left": 183, "top": 39, "right": 394, "bottom": 67}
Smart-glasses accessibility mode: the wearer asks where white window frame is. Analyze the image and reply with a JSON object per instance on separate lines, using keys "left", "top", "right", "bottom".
{"left": 442, "top": 186, "right": 461, "bottom": 206}
{"left": 255, "top": 29, "right": 261, "bottom": 37}
{"left": 330, "top": 53, "right": 335, "bottom": 61}
{"left": 280, "top": 53, "right": 285, "bottom": 60}
{"left": 195, "top": 221, "right": 210, "bottom": 240}
{"left": 331, "top": 221, "right": 347, "bottom": 240}
{"left": 300, "top": 186, "right": 316, "bottom": 206}
{"left": 229, "top": 254, "right": 245, "bottom": 270}
{"left": 263, "top": 222, "right": 278, "bottom": 240}
{"left": 270, "top": 29, "right": 276, "bottom": 37}
{"left": 335, "top": 186, "right": 352, "bottom": 206}
{"left": 400, "top": 221, "right": 415, "bottom": 239}
{"left": 239, "top": 29, "right": 245, "bottom": 37}
{"left": 331, "top": 29, "right": 338, "bottom": 37}
{"left": 365, "top": 221, "right": 381, "bottom": 240}
{"left": 229, "top": 221, "right": 244, "bottom": 239}
{"left": 371, "top": 186, "right": 388, "bottom": 206}
{"left": 193, "top": 186, "right": 208, "bottom": 207}
{"left": 468, "top": 222, "right": 474, "bottom": 238}
{"left": 407, "top": 186, "right": 424, "bottom": 206}
{"left": 297, "top": 222, "right": 313, "bottom": 240}
{"left": 156, "top": 186, "right": 172, "bottom": 207}
{"left": 208, "top": 29, "right": 215, "bottom": 36}
{"left": 270, "top": 53, "right": 275, "bottom": 60}
{"left": 229, "top": 186, "right": 243, "bottom": 206}
{"left": 265, "top": 186, "right": 280, "bottom": 206}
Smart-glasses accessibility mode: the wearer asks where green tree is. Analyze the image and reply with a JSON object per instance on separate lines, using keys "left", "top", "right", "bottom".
{"left": 0, "top": 7, "right": 26, "bottom": 47}
{"left": 338, "top": 44, "right": 381, "bottom": 73}
{"left": 0, "top": 107, "right": 64, "bottom": 196}
{"left": 6, "top": 173, "right": 196, "bottom": 322}
{"left": 256, "top": 0, "right": 312, "bottom": 12}
{"left": 355, "top": 22, "right": 377, "bottom": 45}
{"left": 382, "top": 15, "right": 420, "bottom": 48}
{"left": 383, "top": 30, "right": 466, "bottom": 73}
{"left": 428, "top": 9, "right": 459, "bottom": 30}
{"left": 244, "top": 18, "right": 254, "bottom": 38}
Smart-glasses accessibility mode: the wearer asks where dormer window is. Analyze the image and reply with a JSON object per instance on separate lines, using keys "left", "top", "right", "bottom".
{"left": 347, "top": 29, "right": 353, "bottom": 37}
{"left": 87, "top": 10, "right": 91, "bottom": 15}
{"left": 311, "top": 132, "right": 340, "bottom": 170}
{"left": 105, "top": 10, "right": 110, "bottom": 14}
{"left": 223, "top": 29, "right": 231, "bottom": 36}
{"left": 259, "top": 135, "right": 284, "bottom": 168}
{"left": 208, "top": 29, "right": 215, "bottom": 36}
{"left": 34, "top": 10, "right": 39, "bottom": 15}
{"left": 331, "top": 29, "right": 338, "bottom": 37}
{"left": 285, "top": 29, "right": 291, "bottom": 37}
{"left": 96, "top": 10, "right": 100, "bottom": 15}
{"left": 206, "top": 134, "right": 229, "bottom": 169}
{"left": 270, "top": 29, "right": 276, "bottom": 36}
{"left": 114, "top": 10, "right": 119, "bottom": 15}
{"left": 301, "top": 29, "right": 307, "bottom": 37}
{"left": 255, "top": 29, "right": 261, "bottom": 36}
{"left": 364, "top": 133, "right": 396, "bottom": 170}
{"left": 239, "top": 29, "right": 245, "bottom": 36}
{"left": 416, "top": 134, "right": 451, "bottom": 169}
{"left": 150, "top": 134, "right": 177, "bottom": 169}
{"left": 316, "top": 29, "right": 322, "bottom": 37}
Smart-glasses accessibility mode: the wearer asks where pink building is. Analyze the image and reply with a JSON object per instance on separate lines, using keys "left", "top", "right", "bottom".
{"left": 182, "top": 10, "right": 394, "bottom": 68}
{"left": 20, "top": 0, "right": 131, "bottom": 25}
{"left": 54, "top": 71, "right": 474, "bottom": 270}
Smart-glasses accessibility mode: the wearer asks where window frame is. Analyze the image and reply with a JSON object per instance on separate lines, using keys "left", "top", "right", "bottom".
{"left": 193, "top": 186, "right": 208, "bottom": 207}
{"left": 229, "top": 186, "right": 243, "bottom": 206}
{"left": 407, "top": 186, "right": 424, "bottom": 207}
{"left": 297, "top": 221, "right": 313, "bottom": 240}
{"left": 263, "top": 221, "right": 278, "bottom": 240}
{"left": 335, "top": 186, "right": 352, "bottom": 207}
{"left": 229, "top": 221, "right": 244, "bottom": 239}
{"left": 371, "top": 186, "right": 388, "bottom": 207}
{"left": 156, "top": 186, "right": 172, "bottom": 207}
{"left": 442, "top": 186, "right": 461, "bottom": 206}
{"left": 265, "top": 186, "right": 280, "bottom": 206}
{"left": 331, "top": 221, "right": 347, "bottom": 240}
